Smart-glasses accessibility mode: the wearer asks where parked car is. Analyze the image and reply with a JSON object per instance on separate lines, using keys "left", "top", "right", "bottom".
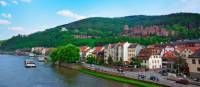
{"left": 176, "top": 78, "right": 189, "bottom": 85}
{"left": 149, "top": 76, "right": 159, "bottom": 81}
{"left": 159, "top": 70, "right": 168, "bottom": 76}
{"left": 193, "top": 78, "right": 200, "bottom": 82}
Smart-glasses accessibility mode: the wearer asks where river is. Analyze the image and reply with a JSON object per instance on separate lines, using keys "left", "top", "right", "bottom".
{"left": 0, "top": 54, "right": 135, "bottom": 87}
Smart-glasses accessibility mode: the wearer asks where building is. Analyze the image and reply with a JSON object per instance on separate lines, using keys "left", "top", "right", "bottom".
{"left": 80, "top": 46, "right": 90, "bottom": 61}
{"left": 128, "top": 43, "right": 143, "bottom": 62}
{"left": 117, "top": 42, "right": 130, "bottom": 63}
{"left": 31, "top": 47, "right": 53, "bottom": 56}
{"left": 187, "top": 49, "right": 200, "bottom": 79}
{"left": 176, "top": 47, "right": 199, "bottom": 59}
{"left": 137, "top": 48, "right": 162, "bottom": 69}
{"left": 104, "top": 44, "right": 118, "bottom": 63}
{"left": 121, "top": 25, "right": 175, "bottom": 37}
{"left": 92, "top": 46, "right": 105, "bottom": 58}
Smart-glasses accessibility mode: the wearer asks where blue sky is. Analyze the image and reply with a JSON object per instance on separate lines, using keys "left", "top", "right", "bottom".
{"left": 0, "top": 0, "right": 200, "bottom": 40}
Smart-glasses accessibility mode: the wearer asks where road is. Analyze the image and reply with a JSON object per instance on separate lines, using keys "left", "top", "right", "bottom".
{"left": 83, "top": 64, "right": 200, "bottom": 87}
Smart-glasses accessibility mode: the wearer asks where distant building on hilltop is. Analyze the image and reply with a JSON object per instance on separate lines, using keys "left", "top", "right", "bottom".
{"left": 121, "top": 25, "right": 175, "bottom": 37}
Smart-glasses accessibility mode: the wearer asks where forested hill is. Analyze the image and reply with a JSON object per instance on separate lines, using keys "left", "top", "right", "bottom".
{"left": 1, "top": 13, "right": 200, "bottom": 51}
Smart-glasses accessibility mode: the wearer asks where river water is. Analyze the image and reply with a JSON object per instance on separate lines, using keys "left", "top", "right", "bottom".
{"left": 0, "top": 55, "right": 135, "bottom": 87}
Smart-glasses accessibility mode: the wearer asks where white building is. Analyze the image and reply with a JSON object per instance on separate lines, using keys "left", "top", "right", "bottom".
{"left": 138, "top": 48, "right": 162, "bottom": 69}
{"left": 118, "top": 42, "right": 130, "bottom": 62}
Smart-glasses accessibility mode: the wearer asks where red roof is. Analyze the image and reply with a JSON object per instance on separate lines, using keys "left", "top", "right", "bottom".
{"left": 93, "top": 46, "right": 104, "bottom": 54}
{"left": 176, "top": 47, "right": 200, "bottom": 53}
{"left": 163, "top": 51, "right": 177, "bottom": 59}
{"left": 80, "top": 46, "right": 89, "bottom": 52}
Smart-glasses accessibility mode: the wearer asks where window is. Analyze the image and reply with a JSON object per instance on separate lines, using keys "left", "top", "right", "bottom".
{"left": 199, "top": 60, "right": 200, "bottom": 64}
{"left": 197, "top": 67, "right": 200, "bottom": 72}
{"left": 192, "top": 59, "right": 196, "bottom": 64}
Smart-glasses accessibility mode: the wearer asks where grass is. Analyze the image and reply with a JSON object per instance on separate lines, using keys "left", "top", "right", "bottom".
{"left": 79, "top": 68, "right": 167, "bottom": 87}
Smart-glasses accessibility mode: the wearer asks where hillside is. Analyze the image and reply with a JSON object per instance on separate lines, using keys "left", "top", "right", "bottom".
{"left": 1, "top": 13, "right": 200, "bottom": 51}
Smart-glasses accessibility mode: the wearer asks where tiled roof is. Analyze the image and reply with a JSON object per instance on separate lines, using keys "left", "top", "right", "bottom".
{"left": 163, "top": 51, "right": 178, "bottom": 59}
{"left": 80, "top": 46, "right": 89, "bottom": 52}
{"left": 128, "top": 44, "right": 137, "bottom": 48}
{"left": 93, "top": 46, "right": 104, "bottom": 54}
{"left": 176, "top": 47, "right": 199, "bottom": 53}
{"left": 189, "top": 49, "right": 200, "bottom": 58}
{"left": 137, "top": 48, "right": 161, "bottom": 60}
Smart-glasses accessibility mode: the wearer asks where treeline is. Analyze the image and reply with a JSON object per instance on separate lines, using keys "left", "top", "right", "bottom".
{"left": 1, "top": 13, "right": 200, "bottom": 51}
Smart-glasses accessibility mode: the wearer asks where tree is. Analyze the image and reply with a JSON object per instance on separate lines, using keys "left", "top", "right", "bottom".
{"left": 96, "top": 57, "right": 104, "bottom": 65}
{"left": 86, "top": 55, "right": 96, "bottom": 64}
{"left": 174, "top": 57, "right": 188, "bottom": 75}
{"left": 108, "top": 55, "right": 113, "bottom": 65}
{"left": 130, "top": 57, "right": 142, "bottom": 68}
{"left": 50, "top": 44, "right": 80, "bottom": 63}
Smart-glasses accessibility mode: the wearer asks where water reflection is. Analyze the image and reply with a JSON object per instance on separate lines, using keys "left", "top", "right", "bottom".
{"left": 0, "top": 55, "right": 136, "bottom": 87}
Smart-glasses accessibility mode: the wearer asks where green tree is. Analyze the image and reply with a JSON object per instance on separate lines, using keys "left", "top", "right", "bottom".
{"left": 86, "top": 55, "right": 96, "bottom": 64}
{"left": 108, "top": 55, "right": 113, "bottom": 65}
{"left": 50, "top": 44, "right": 80, "bottom": 63}
{"left": 131, "top": 57, "right": 142, "bottom": 68}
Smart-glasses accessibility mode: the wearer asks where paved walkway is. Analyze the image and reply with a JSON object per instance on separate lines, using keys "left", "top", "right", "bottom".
{"left": 82, "top": 64, "right": 200, "bottom": 87}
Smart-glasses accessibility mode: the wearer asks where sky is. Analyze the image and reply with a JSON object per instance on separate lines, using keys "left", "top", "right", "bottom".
{"left": 0, "top": 0, "right": 200, "bottom": 40}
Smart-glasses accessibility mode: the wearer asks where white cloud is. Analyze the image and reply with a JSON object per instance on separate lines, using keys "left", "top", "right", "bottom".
{"left": 0, "top": 19, "right": 11, "bottom": 25}
{"left": 1, "top": 13, "right": 12, "bottom": 19}
{"left": 0, "top": 1, "right": 7, "bottom": 6}
{"left": 57, "top": 9, "right": 86, "bottom": 20}
{"left": 8, "top": 25, "right": 50, "bottom": 35}
{"left": 8, "top": 27, "right": 25, "bottom": 32}
{"left": 12, "top": 0, "right": 18, "bottom": 4}
{"left": 20, "top": 0, "right": 31, "bottom": 3}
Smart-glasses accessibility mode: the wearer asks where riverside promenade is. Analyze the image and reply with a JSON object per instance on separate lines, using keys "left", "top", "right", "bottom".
{"left": 82, "top": 64, "right": 199, "bottom": 87}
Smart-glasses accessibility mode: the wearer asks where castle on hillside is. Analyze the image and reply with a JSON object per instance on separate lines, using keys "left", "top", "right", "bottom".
{"left": 121, "top": 25, "right": 175, "bottom": 37}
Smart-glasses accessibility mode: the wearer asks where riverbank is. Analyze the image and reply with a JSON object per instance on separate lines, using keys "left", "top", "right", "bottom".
{"left": 55, "top": 63, "right": 168, "bottom": 87}
{"left": 80, "top": 67, "right": 167, "bottom": 87}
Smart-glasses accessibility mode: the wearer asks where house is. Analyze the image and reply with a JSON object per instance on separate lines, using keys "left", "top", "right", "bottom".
{"left": 137, "top": 48, "right": 162, "bottom": 69}
{"left": 41, "top": 48, "right": 53, "bottom": 56}
{"left": 92, "top": 46, "right": 105, "bottom": 58}
{"left": 187, "top": 49, "right": 200, "bottom": 79}
{"left": 117, "top": 42, "right": 130, "bottom": 63}
{"left": 128, "top": 43, "right": 143, "bottom": 62}
{"left": 162, "top": 51, "right": 179, "bottom": 68}
{"left": 73, "top": 35, "right": 92, "bottom": 39}
{"left": 104, "top": 44, "right": 118, "bottom": 63}
{"left": 80, "top": 46, "right": 90, "bottom": 61}
{"left": 176, "top": 47, "right": 199, "bottom": 59}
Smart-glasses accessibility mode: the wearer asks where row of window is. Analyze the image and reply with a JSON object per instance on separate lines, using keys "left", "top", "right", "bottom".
{"left": 128, "top": 49, "right": 135, "bottom": 52}
{"left": 152, "top": 55, "right": 160, "bottom": 58}
{"left": 192, "top": 59, "right": 200, "bottom": 64}
{"left": 151, "top": 60, "right": 160, "bottom": 64}
{"left": 128, "top": 54, "right": 135, "bottom": 57}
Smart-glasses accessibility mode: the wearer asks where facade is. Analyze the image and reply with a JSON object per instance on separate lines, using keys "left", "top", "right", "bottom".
{"left": 137, "top": 48, "right": 162, "bottom": 69}
{"left": 118, "top": 42, "right": 130, "bottom": 63}
{"left": 31, "top": 47, "right": 52, "bottom": 55}
{"left": 80, "top": 46, "right": 90, "bottom": 61}
{"left": 104, "top": 44, "right": 118, "bottom": 63}
{"left": 187, "top": 49, "right": 200, "bottom": 79}
{"left": 92, "top": 46, "right": 105, "bottom": 58}
{"left": 121, "top": 25, "right": 175, "bottom": 37}
{"left": 104, "top": 42, "right": 143, "bottom": 64}
{"left": 176, "top": 47, "right": 199, "bottom": 59}
{"left": 128, "top": 43, "right": 143, "bottom": 62}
